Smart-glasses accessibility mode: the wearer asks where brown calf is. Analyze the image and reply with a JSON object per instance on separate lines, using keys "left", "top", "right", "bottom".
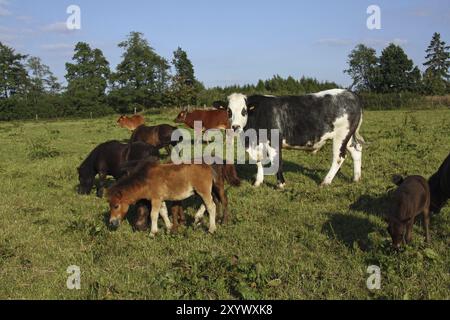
{"left": 387, "top": 175, "right": 431, "bottom": 249}
{"left": 175, "top": 109, "right": 230, "bottom": 131}
{"left": 117, "top": 115, "right": 145, "bottom": 131}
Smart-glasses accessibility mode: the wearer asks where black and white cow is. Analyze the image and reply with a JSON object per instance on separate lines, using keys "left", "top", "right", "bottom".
{"left": 214, "top": 89, "right": 364, "bottom": 188}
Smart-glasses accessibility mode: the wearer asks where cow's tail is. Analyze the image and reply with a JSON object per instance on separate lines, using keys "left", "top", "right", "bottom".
{"left": 222, "top": 164, "right": 241, "bottom": 187}
{"left": 353, "top": 112, "right": 365, "bottom": 146}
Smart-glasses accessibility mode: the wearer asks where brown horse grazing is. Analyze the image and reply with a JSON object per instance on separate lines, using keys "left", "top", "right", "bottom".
{"left": 77, "top": 140, "right": 159, "bottom": 197}
{"left": 107, "top": 162, "right": 219, "bottom": 235}
{"left": 119, "top": 158, "right": 240, "bottom": 229}
{"left": 117, "top": 115, "right": 145, "bottom": 131}
{"left": 129, "top": 124, "right": 178, "bottom": 154}
{"left": 387, "top": 175, "right": 431, "bottom": 249}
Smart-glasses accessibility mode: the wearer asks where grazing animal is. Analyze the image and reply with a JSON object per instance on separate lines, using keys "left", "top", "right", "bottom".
{"left": 428, "top": 152, "right": 450, "bottom": 213}
{"left": 387, "top": 175, "right": 431, "bottom": 249}
{"left": 107, "top": 163, "right": 220, "bottom": 236}
{"left": 117, "top": 114, "right": 145, "bottom": 131}
{"left": 77, "top": 140, "right": 159, "bottom": 197}
{"left": 116, "top": 159, "right": 240, "bottom": 231}
{"left": 175, "top": 109, "right": 230, "bottom": 131}
{"left": 214, "top": 89, "right": 364, "bottom": 188}
{"left": 129, "top": 124, "right": 178, "bottom": 154}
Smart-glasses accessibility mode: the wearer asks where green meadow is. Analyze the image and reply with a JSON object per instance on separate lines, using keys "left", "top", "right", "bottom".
{"left": 0, "top": 108, "right": 449, "bottom": 300}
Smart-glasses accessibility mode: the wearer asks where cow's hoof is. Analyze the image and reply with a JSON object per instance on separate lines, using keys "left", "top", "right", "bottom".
{"left": 277, "top": 183, "right": 286, "bottom": 189}
{"left": 253, "top": 181, "right": 262, "bottom": 187}
{"left": 320, "top": 182, "right": 331, "bottom": 188}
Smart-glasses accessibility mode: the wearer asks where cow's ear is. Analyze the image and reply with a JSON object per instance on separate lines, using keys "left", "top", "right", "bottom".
{"left": 213, "top": 101, "right": 227, "bottom": 110}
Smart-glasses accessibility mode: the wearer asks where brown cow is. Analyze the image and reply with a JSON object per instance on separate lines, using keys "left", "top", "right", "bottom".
{"left": 175, "top": 109, "right": 230, "bottom": 131}
{"left": 117, "top": 114, "right": 145, "bottom": 131}
{"left": 386, "top": 175, "right": 431, "bottom": 249}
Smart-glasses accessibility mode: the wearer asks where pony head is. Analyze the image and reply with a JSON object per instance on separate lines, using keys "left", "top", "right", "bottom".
{"left": 107, "top": 189, "right": 130, "bottom": 229}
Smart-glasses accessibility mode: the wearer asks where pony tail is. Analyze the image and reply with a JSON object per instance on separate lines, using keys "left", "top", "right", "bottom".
{"left": 222, "top": 164, "right": 241, "bottom": 187}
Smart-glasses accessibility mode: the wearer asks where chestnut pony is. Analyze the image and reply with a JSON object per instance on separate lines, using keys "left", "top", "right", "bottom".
{"left": 118, "top": 159, "right": 240, "bottom": 232}
{"left": 107, "top": 162, "right": 219, "bottom": 235}
{"left": 117, "top": 114, "right": 145, "bottom": 131}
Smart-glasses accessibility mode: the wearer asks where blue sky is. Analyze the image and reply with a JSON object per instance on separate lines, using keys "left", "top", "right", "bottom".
{"left": 0, "top": 0, "right": 449, "bottom": 87}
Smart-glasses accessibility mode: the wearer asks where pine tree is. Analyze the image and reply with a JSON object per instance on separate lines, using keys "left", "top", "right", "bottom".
{"left": 171, "top": 47, "right": 198, "bottom": 107}
{"left": 423, "top": 32, "right": 450, "bottom": 95}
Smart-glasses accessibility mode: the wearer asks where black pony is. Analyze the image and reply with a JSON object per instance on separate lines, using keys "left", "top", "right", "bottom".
{"left": 429, "top": 152, "right": 450, "bottom": 213}
{"left": 77, "top": 140, "right": 159, "bottom": 197}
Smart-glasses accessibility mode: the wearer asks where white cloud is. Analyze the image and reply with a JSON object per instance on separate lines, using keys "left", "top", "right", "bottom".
{"left": 16, "top": 15, "right": 33, "bottom": 23}
{"left": 362, "top": 38, "right": 408, "bottom": 47}
{"left": 0, "top": 0, "right": 11, "bottom": 16}
{"left": 41, "top": 22, "right": 74, "bottom": 34}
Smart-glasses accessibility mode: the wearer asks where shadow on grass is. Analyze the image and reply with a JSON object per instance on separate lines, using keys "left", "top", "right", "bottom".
{"left": 322, "top": 212, "right": 378, "bottom": 250}
{"left": 235, "top": 160, "right": 329, "bottom": 185}
{"left": 349, "top": 193, "right": 391, "bottom": 218}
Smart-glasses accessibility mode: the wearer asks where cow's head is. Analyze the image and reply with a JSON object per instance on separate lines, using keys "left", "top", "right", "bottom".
{"left": 214, "top": 93, "right": 252, "bottom": 133}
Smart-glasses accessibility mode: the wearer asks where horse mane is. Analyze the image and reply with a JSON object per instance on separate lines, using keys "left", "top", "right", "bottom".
{"left": 107, "top": 161, "right": 158, "bottom": 203}
{"left": 78, "top": 147, "right": 97, "bottom": 176}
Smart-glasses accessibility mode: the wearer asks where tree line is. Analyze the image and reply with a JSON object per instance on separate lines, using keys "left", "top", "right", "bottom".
{"left": 0, "top": 31, "right": 448, "bottom": 120}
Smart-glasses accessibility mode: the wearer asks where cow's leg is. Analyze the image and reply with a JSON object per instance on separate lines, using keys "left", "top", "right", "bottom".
{"left": 321, "top": 136, "right": 347, "bottom": 186}
{"left": 254, "top": 161, "right": 265, "bottom": 187}
{"left": 274, "top": 144, "right": 285, "bottom": 189}
{"left": 347, "top": 140, "right": 363, "bottom": 182}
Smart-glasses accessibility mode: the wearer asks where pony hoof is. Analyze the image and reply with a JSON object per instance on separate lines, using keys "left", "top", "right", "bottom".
{"left": 253, "top": 182, "right": 262, "bottom": 187}
{"left": 320, "top": 182, "right": 331, "bottom": 188}
{"left": 150, "top": 231, "right": 158, "bottom": 238}
{"left": 208, "top": 227, "right": 217, "bottom": 234}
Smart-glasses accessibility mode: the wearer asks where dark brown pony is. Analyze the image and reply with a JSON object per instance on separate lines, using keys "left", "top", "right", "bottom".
{"left": 429, "top": 152, "right": 450, "bottom": 213}
{"left": 77, "top": 140, "right": 159, "bottom": 197}
{"left": 129, "top": 124, "right": 178, "bottom": 154}
{"left": 107, "top": 162, "right": 220, "bottom": 235}
{"left": 117, "top": 114, "right": 145, "bottom": 131}
{"left": 387, "top": 175, "right": 431, "bottom": 249}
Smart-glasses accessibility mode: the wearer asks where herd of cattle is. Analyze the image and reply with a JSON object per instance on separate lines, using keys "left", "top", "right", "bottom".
{"left": 77, "top": 89, "right": 450, "bottom": 248}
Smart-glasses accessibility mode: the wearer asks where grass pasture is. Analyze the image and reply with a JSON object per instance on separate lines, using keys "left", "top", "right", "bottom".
{"left": 0, "top": 108, "right": 449, "bottom": 300}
